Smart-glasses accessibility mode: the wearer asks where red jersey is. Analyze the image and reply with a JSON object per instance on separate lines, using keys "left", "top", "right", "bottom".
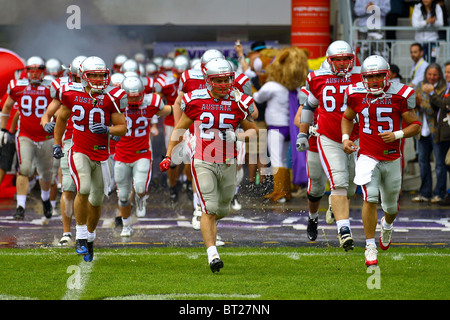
{"left": 345, "top": 81, "right": 415, "bottom": 161}
{"left": 60, "top": 84, "right": 127, "bottom": 161}
{"left": 142, "top": 76, "right": 155, "bottom": 94}
{"left": 155, "top": 73, "right": 179, "bottom": 126}
{"left": 52, "top": 77, "right": 76, "bottom": 141}
{"left": 306, "top": 67, "right": 361, "bottom": 143}
{"left": 114, "top": 93, "right": 164, "bottom": 163}
{"left": 7, "top": 79, "right": 53, "bottom": 142}
{"left": 181, "top": 89, "right": 252, "bottom": 163}
{"left": 179, "top": 69, "right": 206, "bottom": 93}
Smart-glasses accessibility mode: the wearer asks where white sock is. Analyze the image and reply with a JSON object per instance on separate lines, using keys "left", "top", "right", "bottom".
{"left": 366, "top": 238, "right": 376, "bottom": 247}
{"left": 16, "top": 195, "right": 27, "bottom": 209}
{"left": 382, "top": 218, "right": 393, "bottom": 230}
{"left": 309, "top": 212, "right": 319, "bottom": 219}
{"left": 336, "top": 219, "right": 350, "bottom": 231}
{"left": 51, "top": 200, "right": 56, "bottom": 209}
{"left": 193, "top": 192, "right": 199, "bottom": 209}
{"left": 207, "top": 246, "right": 219, "bottom": 263}
{"left": 87, "top": 230, "right": 96, "bottom": 243}
{"left": 122, "top": 216, "right": 131, "bottom": 226}
{"left": 41, "top": 189, "right": 50, "bottom": 201}
{"left": 76, "top": 224, "right": 88, "bottom": 240}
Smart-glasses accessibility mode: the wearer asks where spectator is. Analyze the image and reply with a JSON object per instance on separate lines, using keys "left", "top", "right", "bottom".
{"left": 411, "top": 0, "right": 444, "bottom": 62}
{"left": 421, "top": 61, "right": 450, "bottom": 204}
{"left": 235, "top": 40, "right": 266, "bottom": 83}
{"left": 386, "top": 0, "right": 407, "bottom": 40}
{"left": 409, "top": 43, "right": 429, "bottom": 87}
{"left": 412, "top": 63, "right": 447, "bottom": 203}
{"left": 390, "top": 64, "right": 403, "bottom": 83}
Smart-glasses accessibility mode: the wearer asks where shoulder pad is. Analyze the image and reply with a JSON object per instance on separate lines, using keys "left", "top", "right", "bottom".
{"left": 15, "top": 79, "right": 30, "bottom": 87}
{"left": 64, "top": 82, "right": 84, "bottom": 92}
{"left": 347, "top": 82, "right": 367, "bottom": 95}
{"left": 386, "top": 82, "right": 415, "bottom": 98}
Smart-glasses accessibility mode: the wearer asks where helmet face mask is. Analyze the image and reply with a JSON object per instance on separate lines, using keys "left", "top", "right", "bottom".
{"left": 26, "top": 56, "right": 46, "bottom": 83}
{"left": 80, "top": 56, "right": 111, "bottom": 91}
{"left": 361, "top": 55, "right": 390, "bottom": 95}
{"left": 203, "top": 58, "right": 234, "bottom": 96}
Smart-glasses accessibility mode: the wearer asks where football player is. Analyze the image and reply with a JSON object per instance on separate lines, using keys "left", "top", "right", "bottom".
{"left": 0, "top": 56, "right": 54, "bottom": 220}
{"left": 298, "top": 40, "right": 362, "bottom": 251}
{"left": 53, "top": 56, "right": 127, "bottom": 261}
{"left": 342, "top": 55, "right": 421, "bottom": 266}
{"left": 41, "top": 55, "right": 86, "bottom": 246}
{"left": 160, "top": 58, "right": 257, "bottom": 273}
{"left": 114, "top": 76, "right": 173, "bottom": 237}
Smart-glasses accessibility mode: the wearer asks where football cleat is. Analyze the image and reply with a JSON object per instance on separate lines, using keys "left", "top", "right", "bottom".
{"left": 192, "top": 207, "right": 202, "bottom": 231}
{"left": 59, "top": 234, "right": 73, "bottom": 246}
{"left": 365, "top": 243, "right": 378, "bottom": 266}
{"left": 120, "top": 225, "right": 133, "bottom": 237}
{"left": 75, "top": 239, "right": 89, "bottom": 255}
{"left": 83, "top": 241, "right": 94, "bottom": 262}
{"left": 135, "top": 194, "right": 148, "bottom": 218}
{"left": 231, "top": 195, "right": 242, "bottom": 211}
{"left": 338, "top": 226, "right": 354, "bottom": 251}
{"left": 169, "top": 186, "right": 178, "bottom": 203}
{"left": 42, "top": 199, "right": 53, "bottom": 219}
{"left": 209, "top": 258, "right": 224, "bottom": 273}
{"left": 306, "top": 217, "right": 318, "bottom": 241}
{"left": 14, "top": 206, "right": 25, "bottom": 220}
{"left": 379, "top": 217, "right": 393, "bottom": 250}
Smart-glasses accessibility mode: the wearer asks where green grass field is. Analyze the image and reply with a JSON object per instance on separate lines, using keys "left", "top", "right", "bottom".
{"left": 0, "top": 246, "right": 449, "bottom": 301}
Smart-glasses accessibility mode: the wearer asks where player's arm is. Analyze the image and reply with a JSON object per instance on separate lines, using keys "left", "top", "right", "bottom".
{"left": 294, "top": 105, "right": 303, "bottom": 129}
{"left": 379, "top": 109, "right": 422, "bottom": 144}
{"left": 298, "top": 96, "right": 317, "bottom": 134}
{"left": 53, "top": 104, "right": 71, "bottom": 146}
{"left": 109, "top": 112, "right": 127, "bottom": 136}
{"left": 238, "top": 117, "right": 258, "bottom": 142}
{"left": 341, "top": 106, "right": 358, "bottom": 154}
{"left": 41, "top": 98, "right": 61, "bottom": 127}
{"left": 250, "top": 102, "right": 259, "bottom": 119}
{"left": 156, "top": 104, "right": 174, "bottom": 117}
{"left": 159, "top": 113, "right": 193, "bottom": 171}
{"left": 173, "top": 91, "right": 184, "bottom": 126}
{"left": 0, "top": 96, "right": 15, "bottom": 130}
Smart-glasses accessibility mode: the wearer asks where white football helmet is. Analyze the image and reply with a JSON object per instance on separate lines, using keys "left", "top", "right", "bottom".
{"left": 160, "top": 57, "right": 174, "bottom": 72}
{"left": 326, "top": 40, "right": 355, "bottom": 76}
{"left": 152, "top": 55, "right": 164, "bottom": 68}
{"left": 361, "top": 55, "right": 391, "bottom": 95}
{"left": 110, "top": 72, "right": 125, "bottom": 87}
{"left": 68, "top": 55, "right": 87, "bottom": 82}
{"left": 120, "top": 59, "right": 140, "bottom": 75}
{"left": 203, "top": 58, "right": 234, "bottom": 95}
{"left": 79, "top": 56, "right": 110, "bottom": 91}
{"left": 145, "top": 62, "right": 158, "bottom": 77}
{"left": 26, "top": 56, "right": 46, "bottom": 83}
{"left": 113, "top": 54, "right": 128, "bottom": 73}
{"left": 45, "top": 58, "right": 64, "bottom": 77}
{"left": 173, "top": 55, "right": 190, "bottom": 75}
{"left": 122, "top": 76, "right": 144, "bottom": 106}
{"left": 200, "top": 49, "right": 225, "bottom": 75}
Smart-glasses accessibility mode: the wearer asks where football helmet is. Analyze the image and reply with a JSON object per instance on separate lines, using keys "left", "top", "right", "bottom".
{"left": 173, "top": 55, "right": 190, "bottom": 75}
{"left": 122, "top": 76, "right": 144, "bottom": 106}
{"left": 68, "top": 55, "right": 87, "bottom": 82}
{"left": 145, "top": 62, "right": 158, "bottom": 77}
{"left": 200, "top": 49, "right": 225, "bottom": 75}
{"left": 160, "top": 57, "right": 174, "bottom": 72}
{"left": 326, "top": 40, "right": 355, "bottom": 76}
{"left": 120, "top": 59, "right": 140, "bottom": 74}
{"left": 361, "top": 55, "right": 390, "bottom": 95}
{"left": 152, "top": 55, "right": 164, "bottom": 68}
{"left": 110, "top": 72, "right": 125, "bottom": 87}
{"left": 203, "top": 58, "right": 234, "bottom": 95}
{"left": 113, "top": 54, "right": 128, "bottom": 73}
{"left": 79, "top": 56, "right": 110, "bottom": 91}
{"left": 25, "top": 56, "right": 46, "bottom": 83}
{"left": 45, "top": 58, "right": 64, "bottom": 77}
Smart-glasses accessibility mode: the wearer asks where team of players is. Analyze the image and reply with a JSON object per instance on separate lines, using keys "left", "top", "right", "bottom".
{"left": 0, "top": 40, "right": 421, "bottom": 270}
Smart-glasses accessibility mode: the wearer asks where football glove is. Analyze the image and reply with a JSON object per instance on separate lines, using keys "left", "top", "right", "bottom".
{"left": 159, "top": 156, "right": 171, "bottom": 172}
{"left": 43, "top": 122, "right": 56, "bottom": 133}
{"left": 296, "top": 132, "right": 309, "bottom": 152}
{"left": 91, "top": 122, "right": 109, "bottom": 134}
{"left": 219, "top": 130, "right": 237, "bottom": 143}
{"left": 53, "top": 144, "right": 64, "bottom": 159}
